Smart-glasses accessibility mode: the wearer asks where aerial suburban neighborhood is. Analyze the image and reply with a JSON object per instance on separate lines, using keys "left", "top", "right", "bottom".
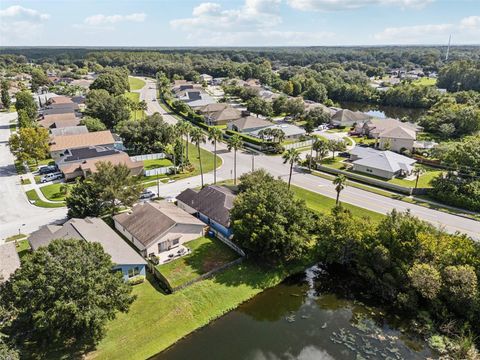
{"left": 0, "top": 1, "right": 479, "bottom": 360}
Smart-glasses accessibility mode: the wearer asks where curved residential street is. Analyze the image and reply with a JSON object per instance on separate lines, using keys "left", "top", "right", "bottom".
{"left": 136, "top": 77, "right": 480, "bottom": 240}
{"left": 0, "top": 112, "right": 67, "bottom": 242}
{"left": 0, "top": 79, "right": 478, "bottom": 241}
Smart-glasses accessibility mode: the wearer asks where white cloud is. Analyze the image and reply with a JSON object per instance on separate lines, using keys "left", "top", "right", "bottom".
{"left": 374, "top": 23, "right": 453, "bottom": 41}
{"left": 0, "top": 5, "right": 50, "bottom": 20}
{"left": 373, "top": 16, "right": 480, "bottom": 44}
{"left": 287, "top": 0, "right": 433, "bottom": 11}
{"left": 84, "top": 13, "right": 146, "bottom": 26}
{"left": 460, "top": 15, "right": 480, "bottom": 30}
{"left": 0, "top": 6, "right": 50, "bottom": 45}
{"left": 171, "top": 0, "right": 282, "bottom": 31}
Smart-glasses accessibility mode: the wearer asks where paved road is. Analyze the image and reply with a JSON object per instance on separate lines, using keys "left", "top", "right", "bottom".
{"left": 135, "top": 77, "right": 479, "bottom": 240}
{"left": 0, "top": 112, "right": 67, "bottom": 242}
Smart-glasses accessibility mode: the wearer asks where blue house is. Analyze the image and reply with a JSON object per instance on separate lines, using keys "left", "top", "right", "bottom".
{"left": 176, "top": 185, "right": 235, "bottom": 238}
{"left": 28, "top": 217, "right": 146, "bottom": 281}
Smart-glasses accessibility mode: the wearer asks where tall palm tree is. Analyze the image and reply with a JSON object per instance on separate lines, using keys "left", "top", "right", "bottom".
{"left": 313, "top": 138, "right": 329, "bottom": 164}
{"left": 190, "top": 127, "right": 206, "bottom": 187}
{"left": 174, "top": 122, "right": 187, "bottom": 168}
{"left": 227, "top": 134, "right": 243, "bottom": 185}
{"left": 184, "top": 122, "right": 194, "bottom": 163}
{"left": 208, "top": 127, "right": 223, "bottom": 184}
{"left": 138, "top": 100, "right": 148, "bottom": 119}
{"left": 333, "top": 174, "right": 347, "bottom": 205}
{"left": 164, "top": 143, "right": 177, "bottom": 175}
{"left": 412, "top": 167, "right": 424, "bottom": 190}
{"left": 282, "top": 148, "right": 300, "bottom": 190}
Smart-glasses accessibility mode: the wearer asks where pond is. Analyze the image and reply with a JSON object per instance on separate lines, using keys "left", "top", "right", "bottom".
{"left": 155, "top": 266, "right": 435, "bottom": 360}
{"left": 338, "top": 102, "right": 427, "bottom": 123}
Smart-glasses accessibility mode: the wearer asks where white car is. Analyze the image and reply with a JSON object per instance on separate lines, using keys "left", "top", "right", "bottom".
{"left": 40, "top": 172, "right": 63, "bottom": 183}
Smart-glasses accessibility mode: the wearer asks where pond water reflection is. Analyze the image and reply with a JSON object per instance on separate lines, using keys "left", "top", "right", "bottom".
{"left": 156, "top": 266, "right": 434, "bottom": 360}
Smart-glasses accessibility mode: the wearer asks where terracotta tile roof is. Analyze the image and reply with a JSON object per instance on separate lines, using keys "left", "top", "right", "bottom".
{"left": 49, "top": 130, "right": 115, "bottom": 152}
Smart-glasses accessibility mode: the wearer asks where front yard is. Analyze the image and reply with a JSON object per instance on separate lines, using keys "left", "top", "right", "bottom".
{"left": 25, "top": 189, "right": 65, "bottom": 208}
{"left": 39, "top": 183, "right": 71, "bottom": 201}
{"left": 157, "top": 236, "right": 239, "bottom": 289}
{"left": 128, "top": 77, "right": 146, "bottom": 91}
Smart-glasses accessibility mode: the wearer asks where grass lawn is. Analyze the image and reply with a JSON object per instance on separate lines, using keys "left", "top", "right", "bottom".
{"left": 5, "top": 233, "right": 26, "bottom": 242}
{"left": 388, "top": 166, "right": 443, "bottom": 188}
{"left": 291, "top": 185, "right": 385, "bottom": 223}
{"left": 322, "top": 156, "right": 348, "bottom": 170}
{"left": 413, "top": 77, "right": 437, "bottom": 86}
{"left": 88, "top": 258, "right": 311, "bottom": 360}
{"left": 15, "top": 239, "right": 31, "bottom": 261}
{"left": 157, "top": 236, "right": 239, "bottom": 288}
{"left": 128, "top": 77, "right": 146, "bottom": 91}
{"left": 143, "top": 158, "right": 173, "bottom": 170}
{"left": 351, "top": 135, "right": 377, "bottom": 146}
{"left": 25, "top": 189, "right": 66, "bottom": 208}
{"left": 143, "top": 143, "right": 222, "bottom": 183}
{"left": 39, "top": 183, "right": 70, "bottom": 201}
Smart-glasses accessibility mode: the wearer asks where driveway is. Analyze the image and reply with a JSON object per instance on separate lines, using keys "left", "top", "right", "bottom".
{"left": 0, "top": 112, "right": 66, "bottom": 242}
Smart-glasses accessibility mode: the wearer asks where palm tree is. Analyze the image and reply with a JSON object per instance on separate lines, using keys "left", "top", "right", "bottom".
{"left": 174, "top": 122, "right": 187, "bottom": 168}
{"left": 138, "top": 100, "right": 148, "bottom": 119}
{"left": 313, "top": 138, "right": 329, "bottom": 164}
{"left": 190, "top": 127, "right": 206, "bottom": 187}
{"left": 208, "top": 127, "right": 223, "bottom": 184}
{"left": 227, "top": 134, "right": 243, "bottom": 185}
{"left": 333, "top": 174, "right": 347, "bottom": 205}
{"left": 412, "top": 167, "right": 424, "bottom": 190}
{"left": 282, "top": 148, "right": 300, "bottom": 190}
{"left": 184, "top": 122, "right": 194, "bottom": 163}
{"left": 164, "top": 143, "right": 177, "bottom": 175}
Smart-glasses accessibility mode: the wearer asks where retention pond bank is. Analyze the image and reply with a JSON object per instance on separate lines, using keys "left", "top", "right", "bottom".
{"left": 156, "top": 265, "right": 434, "bottom": 360}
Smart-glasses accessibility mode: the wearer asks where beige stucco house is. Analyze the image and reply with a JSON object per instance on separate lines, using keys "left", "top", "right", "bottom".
{"left": 113, "top": 201, "right": 205, "bottom": 257}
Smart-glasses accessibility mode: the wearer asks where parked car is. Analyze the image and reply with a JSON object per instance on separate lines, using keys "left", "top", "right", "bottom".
{"left": 40, "top": 172, "right": 63, "bottom": 183}
{"left": 38, "top": 165, "right": 58, "bottom": 175}
{"left": 139, "top": 190, "right": 155, "bottom": 200}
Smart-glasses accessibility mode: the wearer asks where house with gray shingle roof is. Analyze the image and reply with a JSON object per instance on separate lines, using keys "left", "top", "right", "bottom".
{"left": 113, "top": 201, "right": 205, "bottom": 257}
{"left": 227, "top": 116, "right": 272, "bottom": 133}
{"left": 176, "top": 185, "right": 236, "bottom": 238}
{"left": 28, "top": 218, "right": 146, "bottom": 281}
{"left": 0, "top": 242, "right": 21, "bottom": 283}
{"left": 349, "top": 146, "right": 416, "bottom": 179}
{"left": 331, "top": 109, "right": 372, "bottom": 127}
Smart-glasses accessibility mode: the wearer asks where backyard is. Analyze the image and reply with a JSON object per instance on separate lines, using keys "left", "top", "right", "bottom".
{"left": 157, "top": 236, "right": 239, "bottom": 288}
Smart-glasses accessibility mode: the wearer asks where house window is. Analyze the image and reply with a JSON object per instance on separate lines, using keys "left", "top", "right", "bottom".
{"left": 128, "top": 267, "right": 140, "bottom": 278}
{"left": 172, "top": 239, "right": 179, "bottom": 245}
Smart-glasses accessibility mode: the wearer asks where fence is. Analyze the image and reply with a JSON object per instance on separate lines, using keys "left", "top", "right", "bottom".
{"left": 171, "top": 257, "right": 245, "bottom": 293}
{"left": 131, "top": 153, "right": 166, "bottom": 162}
{"left": 312, "top": 165, "right": 428, "bottom": 195}
{"left": 284, "top": 140, "right": 313, "bottom": 150}
{"left": 144, "top": 167, "right": 177, "bottom": 177}
{"left": 210, "top": 228, "right": 246, "bottom": 257}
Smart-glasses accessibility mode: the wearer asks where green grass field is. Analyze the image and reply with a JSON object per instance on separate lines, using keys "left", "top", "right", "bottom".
{"left": 157, "top": 236, "right": 239, "bottom": 288}
{"left": 143, "top": 143, "right": 222, "bottom": 183}
{"left": 143, "top": 158, "right": 173, "bottom": 170}
{"left": 322, "top": 156, "right": 348, "bottom": 170}
{"left": 291, "top": 185, "right": 385, "bottom": 223}
{"left": 25, "top": 189, "right": 65, "bottom": 208}
{"left": 413, "top": 77, "right": 437, "bottom": 86}
{"left": 15, "top": 239, "right": 31, "bottom": 261}
{"left": 128, "top": 77, "right": 146, "bottom": 91}
{"left": 39, "top": 183, "right": 70, "bottom": 201}
{"left": 88, "top": 258, "right": 310, "bottom": 360}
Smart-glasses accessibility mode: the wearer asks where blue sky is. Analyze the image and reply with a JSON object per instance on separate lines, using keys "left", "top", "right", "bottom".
{"left": 0, "top": 0, "right": 479, "bottom": 46}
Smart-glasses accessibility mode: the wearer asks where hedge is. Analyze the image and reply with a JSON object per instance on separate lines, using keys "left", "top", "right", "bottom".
{"left": 225, "top": 129, "right": 265, "bottom": 146}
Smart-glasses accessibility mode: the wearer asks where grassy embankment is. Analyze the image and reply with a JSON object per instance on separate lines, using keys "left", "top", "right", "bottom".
{"left": 88, "top": 185, "right": 384, "bottom": 360}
